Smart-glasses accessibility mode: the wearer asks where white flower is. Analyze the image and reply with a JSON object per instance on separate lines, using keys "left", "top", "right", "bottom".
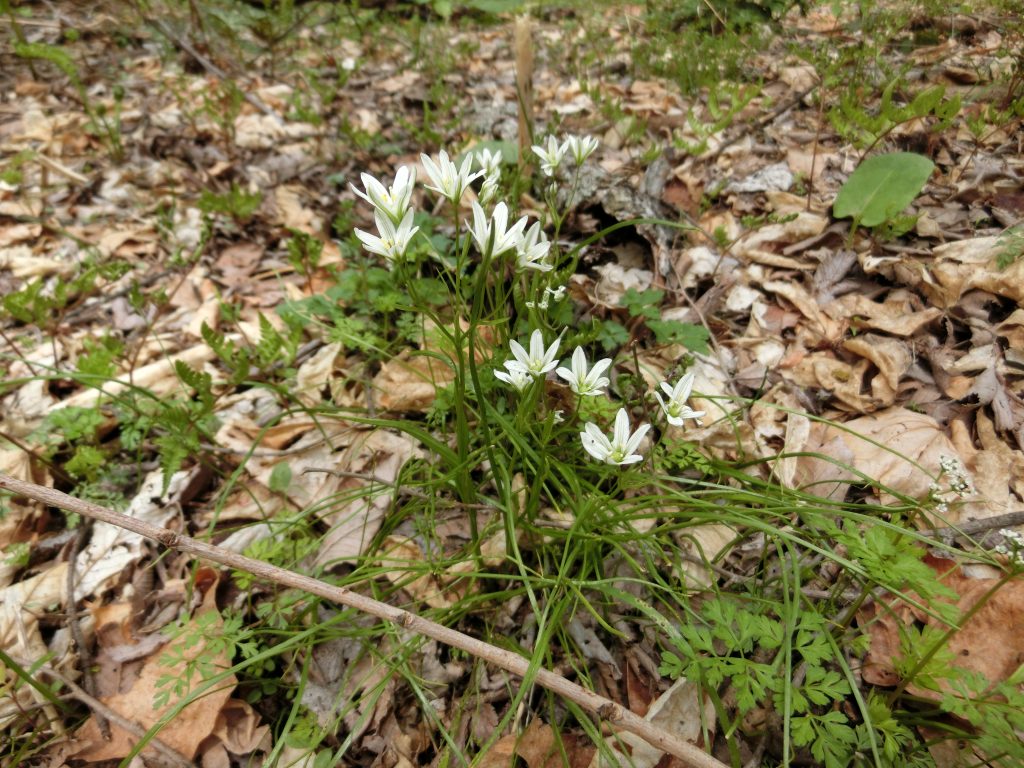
{"left": 350, "top": 165, "right": 416, "bottom": 224}
{"left": 555, "top": 347, "right": 612, "bottom": 397}
{"left": 475, "top": 148, "right": 502, "bottom": 177}
{"left": 546, "top": 285, "right": 566, "bottom": 302}
{"left": 421, "top": 150, "right": 482, "bottom": 205}
{"left": 508, "top": 329, "right": 560, "bottom": 376}
{"left": 654, "top": 372, "right": 705, "bottom": 426}
{"left": 494, "top": 362, "right": 532, "bottom": 392}
{"left": 479, "top": 170, "right": 501, "bottom": 206}
{"left": 515, "top": 221, "right": 552, "bottom": 272}
{"left": 531, "top": 135, "right": 567, "bottom": 177}
{"left": 580, "top": 408, "right": 650, "bottom": 465}
{"left": 563, "top": 134, "right": 599, "bottom": 165}
{"left": 469, "top": 201, "right": 528, "bottom": 259}
{"left": 354, "top": 209, "right": 419, "bottom": 263}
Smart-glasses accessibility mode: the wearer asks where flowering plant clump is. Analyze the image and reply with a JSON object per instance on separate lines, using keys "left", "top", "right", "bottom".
{"left": 346, "top": 135, "right": 707, "bottom": 473}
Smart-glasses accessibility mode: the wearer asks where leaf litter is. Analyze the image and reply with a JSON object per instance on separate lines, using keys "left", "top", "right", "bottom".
{"left": 0, "top": 1, "right": 1023, "bottom": 766}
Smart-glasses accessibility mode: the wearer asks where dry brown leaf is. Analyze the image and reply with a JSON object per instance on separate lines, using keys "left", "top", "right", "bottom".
{"left": 0, "top": 245, "right": 76, "bottom": 278}
{"left": 787, "top": 354, "right": 878, "bottom": 413}
{"left": 517, "top": 718, "right": 562, "bottom": 768}
{"left": 373, "top": 349, "right": 455, "bottom": 412}
{"left": 842, "top": 334, "right": 911, "bottom": 406}
{"left": 72, "top": 569, "right": 236, "bottom": 762}
{"left": 378, "top": 535, "right": 458, "bottom": 609}
{"left": 829, "top": 291, "right": 942, "bottom": 336}
{"left": 294, "top": 342, "right": 342, "bottom": 407}
{"left": 477, "top": 733, "right": 517, "bottom": 768}
{"left": 56, "top": 344, "right": 216, "bottom": 410}
{"left": 0, "top": 563, "right": 68, "bottom": 730}
{"left": 273, "top": 185, "right": 321, "bottom": 234}
{"left": 861, "top": 554, "right": 1024, "bottom": 696}
{"left": 314, "top": 430, "right": 423, "bottom": 567}
{"left": 72, "top": 468, "right": 191, "bottom": 600}
{"left": 762, "top": 280, "right": 843, "bottom": 344}
{"left": 732, "top": 212, "right": 828, "bottom": 270}
{"left": 793, "top": 408, "right": 973, "bottom": 517}
{"left": 589, "top": 678, "right": 713, "bottom": 768}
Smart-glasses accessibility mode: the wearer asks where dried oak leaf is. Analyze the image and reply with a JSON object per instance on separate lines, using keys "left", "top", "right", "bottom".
{"left": 71, "top": 568, "right": 236, "bottom": 762}
{"left": 861, "top": 554, "right": 1024, "bottom": 697}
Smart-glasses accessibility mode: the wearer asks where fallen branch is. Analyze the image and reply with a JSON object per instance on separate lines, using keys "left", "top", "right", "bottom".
{"left": 0, "top": 473, "right": 727, "bottom": 768}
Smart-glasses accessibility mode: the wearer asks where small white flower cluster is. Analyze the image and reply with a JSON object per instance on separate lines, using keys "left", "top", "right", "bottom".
{"left": 994, "top": 528, "right": 1024, "bottom": 565}
{"left": 938, "top": 454, "right": 973, "bottom": 496}
{"left": 351, "top": 142, "right": 601, "bottom": 275}
{"left": 928, "top": 454, "right": 973, "bottom": 516}
{"left": 525, "top": 285, "right": 567, "bottom": 310}
{"left": 531, "top": 134, "right": 599, "bottom": 177}
{"left": 493, "top": 331, "right": 704, "bottom": 465}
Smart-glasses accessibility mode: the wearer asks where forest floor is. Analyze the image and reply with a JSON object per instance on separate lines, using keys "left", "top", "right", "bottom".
{"left": 1, "top": 1, "right": 1024, "bottom": 767}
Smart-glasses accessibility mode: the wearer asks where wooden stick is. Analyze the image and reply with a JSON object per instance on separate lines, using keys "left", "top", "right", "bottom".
{"left": 0, "top": 473, "right": 726, "bottom": 768}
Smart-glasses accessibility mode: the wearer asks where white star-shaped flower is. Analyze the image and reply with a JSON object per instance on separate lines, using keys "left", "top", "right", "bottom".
{"left": 580, "top": 408, "right": 650, "bottom": 466}
{"left": 354, "top": 209, "right": 419, "bottom": 264}
{"left": 507, "top": 329, "right": 560, "bottom": 376}
{"left": 555, "top": 347, "right": 611, "bottom": 397}
{"left": 515, "top": 221, "right": 552, "bottom": 273}
{"left": 468, "top": 201, "right": 528, "bottom": 259}
{"left": 349, "top": 165, "right": 416, "bottom": 224}
{"left": 421, "top": 150, "right": 482, "bottom": 206}
{"left": 563, "top": 134, "right": 599, "bottom": 165}
{"left": 654, "top": 372, "right": 705, "bottom": 426}
{"left": 531, "top": 135, "right": 567, "bottom": 177}
{"left": 494, "top": 362, "right": 532, "bottom": 392}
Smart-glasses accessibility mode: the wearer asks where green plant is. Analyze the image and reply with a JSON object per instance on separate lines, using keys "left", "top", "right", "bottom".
{"left": 12, "top": 40, "right": 124, "bottom": 160}
{"left": 996, "top": 225, "right": 1024, "bottom": 270}
{"left": 672, "top": 83, "right": 760, "bottom": 156}
{"left": 832, "top": 152, "right": 934, "bottom": 236}
{"left": 829, "top": 80, "right": 961, "bottom": 155}
{"left": 197, "top": 183, "right": 263, "bottom": 223}
{"left": 619, "top": 287, "right": 710, "bottom": 351}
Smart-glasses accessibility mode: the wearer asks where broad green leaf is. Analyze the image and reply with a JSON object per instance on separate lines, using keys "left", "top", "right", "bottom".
{"left": 833, "top": 152, "right": 934, "bottom": 227}
{"left": 269, "top": 463, "right": 292, "bottom": 494}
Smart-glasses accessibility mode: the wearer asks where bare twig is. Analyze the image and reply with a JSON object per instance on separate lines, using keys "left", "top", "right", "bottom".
{"left": 146, "top": 18, "right": 282, "bottom": 123}
{"left": 0, "top": 472, "right": 728, "bottom": 768}
{"left": 28, "top": 663, "right": 195, "bottom": 768}
{"left": 920, "top": 510, "right": 1024, "bottom": 544}
{"left": 65, "top": 522, "right": 108, "bottom": 739}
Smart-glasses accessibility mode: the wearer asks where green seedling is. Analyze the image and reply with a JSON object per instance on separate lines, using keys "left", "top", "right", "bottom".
{"left": 833, "top": 152, "right": 934, "bottom": 238}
